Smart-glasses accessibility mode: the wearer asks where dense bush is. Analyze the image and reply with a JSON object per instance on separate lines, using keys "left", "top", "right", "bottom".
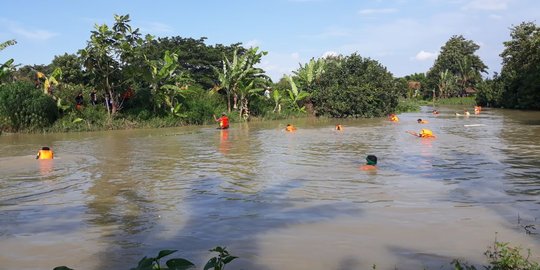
{"left": 0, "top": 81, "right": 58, "bottom": 132}
{"left": 184, "top": 87, "right": 227, "bottom": 125}
{"left": 311, "top": 54, "right": 399, "bottom": 118}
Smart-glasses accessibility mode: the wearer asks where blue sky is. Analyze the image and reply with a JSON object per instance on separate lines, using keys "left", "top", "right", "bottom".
{"left": 1, "top": 0, "right": 539, "bottom": 81}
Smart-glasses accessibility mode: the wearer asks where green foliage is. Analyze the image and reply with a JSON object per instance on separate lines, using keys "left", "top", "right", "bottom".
{"left": 310, "top": 53, "right": 399, "bottom": 118}
{"left": 395, "top": 98, "right": 421, "bottom": 113}
{"left": 498, "top": 21, "right": 540, "bottom": 109}
{"left": 284, "top": 75, "right": 310, "bottom": 112}
{"left": 427, "top": 35, "right": 487, "bottom": 96}
{"left": 452, "top": 240, "right": 540, "bottom": 270}
{"left": 184, "top": 86, "right": 226, "bottom": 125}
{"left": 212, "top": 47, "right": 269, "bottom": 115}
{"left": 0, "top": 81, "right": 58, "bottom": 132}
{"left": 436, "top": 96, "right": 476, "bottom": 106}
{"left": 204, "top": 246, "right": 237, "bottom": 270}
{"left": 79, "top": 14, "right": 142, "bottom": 115}
{"left": 476, "top": 75, "right": 505, "bottom": 107}
{"left": 50, "top": 53, "right": 87, "bottom": 85}
{"left": 0, "top": 39, "right": 17, "bottom": 84}
{"left": 131, "top": 249, "right": 195, "bottom": 270}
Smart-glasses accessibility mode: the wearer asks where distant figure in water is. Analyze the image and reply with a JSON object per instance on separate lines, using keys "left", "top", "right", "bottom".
{"left": 285, "top": 124, "right": 297, "bottom": 132}
{"left": 213, "top": 113, "right": 229, "bottom": 129}
{"left": 360, "top": 155, "right": 377, "bottom": 171}
{"left": 474, "top": 106, "right": 482, "bottom": 114}
{"left": 432, "top": 110, "right": 439, "bottom": 115}
{"left": 36, "top": 146, "right": 54, "bottom": 160}
{"left": 389, "top": 114, "right": 399, "bottom": 122}
{"left": 335, "top": 124, "right": 343, "bottom": 131}
{"left": 407, "top": 129, "right": 435, "bottom": 138}
{"left": 417, "top": 118, "right": 429, "bottom": 124}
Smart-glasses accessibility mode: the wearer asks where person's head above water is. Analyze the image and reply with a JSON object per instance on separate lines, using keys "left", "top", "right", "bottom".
{"left": 417, "top": 119, "right": 422, "bottom": 123}
{"left": 41, "top": 146, "right": 50, "bottom": 150}
{"left": 366, "top": 155, "right": 377, "bottom": 165}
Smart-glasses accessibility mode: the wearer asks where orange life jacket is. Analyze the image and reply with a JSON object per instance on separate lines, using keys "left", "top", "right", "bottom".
{"left": 390, "top": 115, "right": 399, "bottom": 122}
{"left": 419, "top": 129, "right": 434, "bottom": 138}
{"left": 285, "top": 125, "right": 296, "bottom": 132}
{"left": 419, "top": 120, "right": 429, "bottom": 124}
{"left": 219, "top": 116, "right": 229, "bottom": 129}
{"left": 360, "top": 165, "right": 377, "bottom": 171}
{"left": 37, "top": 149, "right": 54, "bottom": 159}
{"left": 336, "top": 125, "right": 343, "bottom": 131}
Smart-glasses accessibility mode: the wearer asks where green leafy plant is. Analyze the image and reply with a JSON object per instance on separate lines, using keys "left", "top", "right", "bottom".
{"left": 204, "top": 246, "right": 237, "bottom": 270}
{"left": 131, "top": 249, "right": 195, "bottom": 270}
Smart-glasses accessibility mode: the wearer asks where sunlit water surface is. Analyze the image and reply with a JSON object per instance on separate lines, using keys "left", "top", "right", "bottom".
{"left": 1, "top": 107, "right": 539, "bottom": 269}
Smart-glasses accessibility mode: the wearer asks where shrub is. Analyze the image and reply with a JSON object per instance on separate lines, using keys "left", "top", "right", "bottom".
{"left": 0, "top": 81, "right": 58, "bottom": 132}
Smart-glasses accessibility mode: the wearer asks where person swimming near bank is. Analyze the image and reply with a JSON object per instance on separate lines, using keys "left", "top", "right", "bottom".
{"left": 335, "top": 124, "right": 343, "bottom": 131}
{"left": 213, "top": 113, "right": 229, "bottom": 129}
{"left": 389, "top": 114, "right": 399, "bottom": 122}
{"left": 360, "top": 155, "right": 377, "bottom": 171}
{"left": 407, "top": 128, "right": 435, "bottom": 138}
{"left": 417, "top": 118, "right": 429, "bottom": 124}
{"left": 474, "top": 106, "right": 482, "bottom": 114}
{"left": 36, "top": 146, "right": 54, "bottom": 160}
{"left": 285, "top": 124, "right": 297, "bottom": 132}
{"left": 432, "top": 110, "right": 440, "bottom": 115}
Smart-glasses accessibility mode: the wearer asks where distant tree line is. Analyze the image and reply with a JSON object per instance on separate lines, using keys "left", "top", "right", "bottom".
{"left": 0, "top": 15, "right": 539, "bottom": 132}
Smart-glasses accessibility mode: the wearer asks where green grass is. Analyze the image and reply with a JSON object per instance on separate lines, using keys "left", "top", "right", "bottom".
{"left": 435, "top": 96, "right": 477, "bottom": 106}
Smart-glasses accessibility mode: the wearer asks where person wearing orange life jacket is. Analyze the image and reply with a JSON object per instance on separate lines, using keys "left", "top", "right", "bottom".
{"left": 285, "top": 124, "right": 297, "bottom": 132}
{"left": 335, "top": 124, "right": 343, "bottom": 131}
{"left": 417, "top": 118, "right": 429, "bottom": 124}
{"left": 213, "top": 113, "right": 229, "bottom": 129}
{"left": 407, "top": 129, "right": 435, "bottom": 138}
{"left": 360, "top": 155, "right": 377, "bottom": 171}
{"left": 36, "top": 146, "right": 54, "bottom": 160}
{"left": 389, "top": 114, "right": 399, "bottom": 122}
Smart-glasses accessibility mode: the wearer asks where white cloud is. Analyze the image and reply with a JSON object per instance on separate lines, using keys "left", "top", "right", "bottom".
{"left": 140, "top": 22, "right": 174, "bottom": 34}
{"left": 462, "top": 0, "right": 510, "bottom": 11}
{"left": 358, "top": 8, "right": 398, "bottom": 15}
{"left": 414, "top": 50, "right": 437, "bottom": 61}
{"left": 489, "top": 14, "right": 503, "bottom": 20}
{"left": 0, "top": 19, "right": 58, "bottom": 40}
{"left": 10, "top": 26, "right": 58, "bottom": 40}
{"left": 245, "top": 39, "right": 261, "bottom": 48}
{"left": 322, "top": 51, "right": 338, "bottom": 58}
{"left": 291, "top": 52, "right": 300, "bottom": 60}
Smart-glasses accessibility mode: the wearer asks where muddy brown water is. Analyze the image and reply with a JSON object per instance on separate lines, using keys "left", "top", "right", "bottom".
{"left": 1, "top": 106, "right": 539, "bottom": 269}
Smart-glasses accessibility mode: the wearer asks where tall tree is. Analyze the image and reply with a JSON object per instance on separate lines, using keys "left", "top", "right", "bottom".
{"left": 311, "top": 54, "right": 399, "bottom": 118}
{"left": 213, "top": 47, "right": 268, "bottom": 114}
{"left": 50, "top": 53, "right": 87, "bottom": 85}
{"left": 499, "top": 21, "right": 540, "bottom": 109}
{"left": 79, "top": 14, "right": 142, "bottom": 116}
{"left": 427, "top": 35, "right": 487, "bottom": 96}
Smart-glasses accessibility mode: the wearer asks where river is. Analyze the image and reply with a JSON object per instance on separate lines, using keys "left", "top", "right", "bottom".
{"left": 1, "top": 106, "right": 539, "bottom": 270}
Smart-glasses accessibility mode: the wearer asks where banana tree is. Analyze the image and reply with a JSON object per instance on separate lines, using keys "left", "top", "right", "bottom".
{"left": 272, "top": 89, "right": 282, "bottom": 114}
{"left": 293, "top": 57, "right": 326, "bottom": 91}
{"left": 437, "top": 69, "right": 456, "bottom": 99}
{"left": 0, "top": 39, "right": 17, "bottom": 84}
{"left": 212, "top": 47, "right": 268, "bottom": 113}
{"left": 236, "top": 76, "right": 268, "bottom": 120}
{"left": 144, "top": 50, "right": 192, "bottom": 115}
{"left": 36, "top": 67, "right": 62, "bottom": 95}
{"left": 285, "top": 75, "right": 311, "bottom": 112}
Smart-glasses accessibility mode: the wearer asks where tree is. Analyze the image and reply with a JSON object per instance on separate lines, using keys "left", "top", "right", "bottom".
{"left": 499, "top": 21, "right": 540, "bottom": 109}
{"left": 437, "top": 69, "right": 457, "bottom": 99}
{"left": 212, "top": 47, "right": 268, "bottom": 114}
{"left": 310, "top": 53, "right": 399, "bottom": 118}
{"left": 50, "top": 53, "right": 87, "bottom": 85}
{"left": 284, "top": 75, "right": 310, "bottom": 112}
{"left": 426, "top": 35, "right": 487, "bottom": 97}
{"left": 143, "top": 49, "right": 192, "bottom": 115}
{"left": 0, "top": 39, "right": 17, "bottom": 84}
{"left": 79, "top": 14, "right": 142, "bottom": 116}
